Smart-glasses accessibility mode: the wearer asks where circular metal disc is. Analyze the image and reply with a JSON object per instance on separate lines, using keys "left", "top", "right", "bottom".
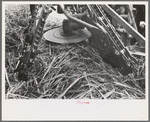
{"left": 43, "top": 26, "right": 91, "bottom": 43}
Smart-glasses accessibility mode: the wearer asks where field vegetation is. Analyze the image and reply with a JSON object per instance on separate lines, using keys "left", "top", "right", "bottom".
{"left": 5, "top": 4, "right": 145, "bottom": 99}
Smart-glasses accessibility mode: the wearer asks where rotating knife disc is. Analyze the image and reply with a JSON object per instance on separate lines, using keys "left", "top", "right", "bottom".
{"left": 43, "top": 26, "right": 91, "bottom": 44}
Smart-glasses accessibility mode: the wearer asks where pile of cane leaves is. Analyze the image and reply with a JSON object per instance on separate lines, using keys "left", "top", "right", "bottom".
{"left": 5, "top": 4, "right": 145, "bottom": 99}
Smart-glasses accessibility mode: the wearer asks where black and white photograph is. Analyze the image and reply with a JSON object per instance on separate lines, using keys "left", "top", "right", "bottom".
{"left": 2, "top": 1, "right": 149, "bottom": 121}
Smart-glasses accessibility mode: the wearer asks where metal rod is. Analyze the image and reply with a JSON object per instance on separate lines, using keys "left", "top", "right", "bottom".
{"left": 101, "top": 5, "right": 145, "bottom": 47}
{"left": 128, "top": 4, "right": 138, "bottom": 30}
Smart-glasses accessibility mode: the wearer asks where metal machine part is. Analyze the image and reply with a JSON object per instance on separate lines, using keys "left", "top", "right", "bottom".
{"left": 86, "top": 5, "right": 140, "bottom": 74}
{"left": 14, "top": 4, "right": 54, "bottom": 81}
{"left": 43, "top": 26, "right": 91, "bottom": 43}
